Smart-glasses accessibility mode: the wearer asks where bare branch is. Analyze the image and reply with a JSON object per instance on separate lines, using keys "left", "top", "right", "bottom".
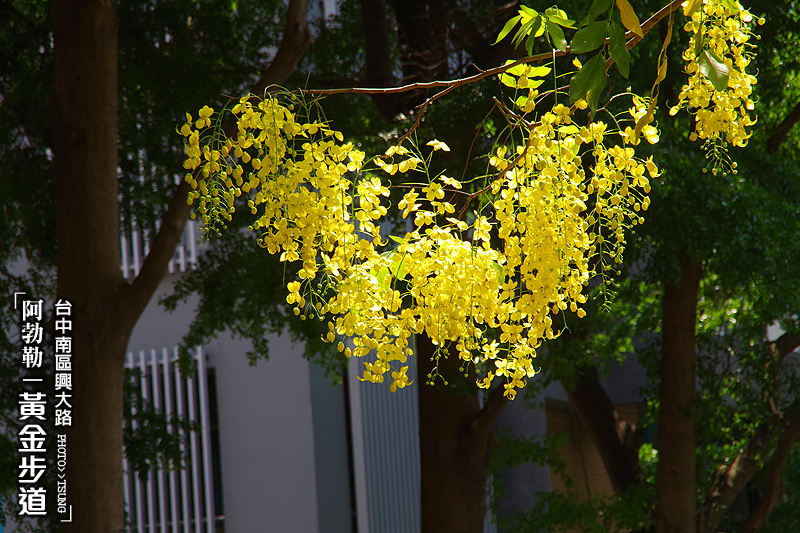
{"left": 125, "top": 180, "right": 193, "bottom": 319}
{"left": 127, "top": 0, "right": 313, "bottom": 316}
{"left": 700, "top": 427, "right": 768, "bottom": 533}
{"left": 473, "top": 383, "right": 510, "bottom": 433}
{"left": 253, "top": 0, "right": 314, "bottom": 96}
{"left": 701, "top": 394, "right": 800, "bottom": 531}
{"left": 771, "top": 331, "right": 800, "bottom": 361}
{"left": 737, "top": 417, "right": 800, "bottom": 533}
{"left": 625, "top": 0, "right": 683, "bottom": 50}
{"left": 302, "top": 0, "right": 684, "bottom": 98}
{"left": 767, "top": 101, "right": 800, "bottom": 154}
{"left": 563, "top": 366, "right": 641, "bottom": 493}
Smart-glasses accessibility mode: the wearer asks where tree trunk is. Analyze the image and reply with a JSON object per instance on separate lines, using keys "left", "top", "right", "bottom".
{"left": 52, "top": 1, "right": 313, "bottom": 530}
{"left": 563, "top": 366, "right": 641, "bottom": 493}
{"left": 417, "top": 334, "right": 507, "bottom": 533}
{"left": 360, "top": 0, "right": 400, "bottom": 120}
{"left": 53, "top": 1, "right": 130, "bottom": 531}
{"left": 388, "top": 0, "right": 449, "bottom": 111}
{"left": 655, "top": 254, "right": 702, "bottom": 533}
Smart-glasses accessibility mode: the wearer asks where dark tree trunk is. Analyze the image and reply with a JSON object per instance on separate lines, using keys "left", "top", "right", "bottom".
{"left": 563, "top": 366, "right": 641, "bottom": 493}
{"left": 53, "top": 1, "right": 129, "bottom": 531}
{"left": 655, "top": 254, "right": 702, "bottom": 533}
{"left": 52, "top": 1, "right": 312, "bottom": 531}
{"left": 360, "top": 0, "right": 400, "bottom": 119}
{"left": 388, "top": 0, "right": 449, "bottom": 111}
{"left": 417, "top": 334, "right": 507, "bottom": 533}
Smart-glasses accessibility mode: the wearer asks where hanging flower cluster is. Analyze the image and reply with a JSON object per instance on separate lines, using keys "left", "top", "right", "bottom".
{"left": 669, "top": 0, "right": 763, "bottom": 149}
{"left": 181, "top": 92, "right": 657, "bottom": 399}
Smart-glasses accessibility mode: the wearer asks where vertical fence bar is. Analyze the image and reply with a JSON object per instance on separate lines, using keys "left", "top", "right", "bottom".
{"left": 125, "top": 347, "right": 213, "bottom": 533}
{"left": 121, "top": 233, "right": 130, "bottom": 278}
{"left": 187, "top": 220, "right": 198, "bottom": 270}
{"left": 162, "top": 348, "right": 180, "bottom": 533}
{"left": 174, "top": 357, "right": 192, "bottom": 533}
{"left": 195, "top": 347, "right": 215, "bottom": 533}
{"left": 150, "top": 349, "right": 167, "bottom": 533}
{"left": 138, "top": 350, "right": 155, "bottom": 533}
{"left": 131, "top": 225, "right": 142, "bottom": 278}
{"left": 187, "top": 360, "right": 203, "bottom": 533}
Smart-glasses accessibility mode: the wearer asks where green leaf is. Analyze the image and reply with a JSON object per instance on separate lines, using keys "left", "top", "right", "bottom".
{"left": 529, "top": 15, "right": 545, "bottom": 38}
{"left": 570, "top": 21, "right": 607, "bottom": 54}
{"left": 545, "top": 7, "right": 576, "bottom": 28}
{"left": 376, "top": 265, "right": 391, "bottom": 291}
{"left": 513, "top": 14, "right": 543, "bottom": 49}
{"left": 683, "top": 0, "right": 702, "bottom": 16}
{"left": 388, "top": 235, "right": 405, "bottom": 244}
{"left": 499, "top": 73, "right": 516, "bottom": 87}
{"left": 506, "top": 62, "right": 527, "bottom": 76}
{"left": 580, "top": 0, "right": 613, "bottom": 27}
{"left": 606, "top": 21, "right": 630, "bottom": 78}
{"left": 519, "top": 5, "right": 539, "bottom": 19}
{"left": 616, "top": 0, "right": 643, "bottom": 38}
{"left": 545, "top": 20, "right": 567, "bottom": 51}
{"left": 491, "top": 261, "right": 505, "bottom": 285}
{"left": 494, "top": 15, "right": 521, "bottom": 45}
{"left": 507, "top": 63, "right": 551, "bottom": 78}
{"left": 390, "top": 252, "right": 407, "bottom": 280}
{"left": 698, "top": 49, "right": 730, "bottom": 92}
{"left": 569, "top": 52, "right": 608, "bottom": 110}
{"left": 693, "top": 29, "right": 704, "bottom": 59}
{"left": 375, "top": 249, "right": 408, "bottom": 291}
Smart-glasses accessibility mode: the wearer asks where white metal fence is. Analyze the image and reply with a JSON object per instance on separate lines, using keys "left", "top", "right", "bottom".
{"left": 121, "top": 219, "right": 201, "bottom": 280}
{"left": 124, "top": 346, "right": 217, "bottom": 533}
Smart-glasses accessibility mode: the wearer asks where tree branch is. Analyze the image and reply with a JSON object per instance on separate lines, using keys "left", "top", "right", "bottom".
{"left": 302, "top": 0, "right": 684, "bottom": 98}
{"left": 700, "top": 329, "right": 800, "bottom": 533}
{"left": 127, "top": 0, "right": 313, "bottom": 317}
{"left": 771, "top": 331, "right": 800, "bottom": 361}
{"left": 737, "top": 416, "right": 800, "bottom": 533}
{"left": 625, "top": 0, "right": 682, "bottom": 50}
{"left": 473, "top": 382, "right": 510, "bottom": 434}
{"left": 563, "top": 366, "right": 641, "bottom": 493}
{"left": 252, "top": 0, "right": 313, "bottom": 96}
{"left": 360, "top": 0, "right": 402, "bottom": 120}
{"left": 125, "top": 180, "right": 193, "bottom": 319}
{"left": 700, "top": 427, "right": 769, "bottom": 533}
{"left": 766, "top": 101, "right": 800, "bottom": 154}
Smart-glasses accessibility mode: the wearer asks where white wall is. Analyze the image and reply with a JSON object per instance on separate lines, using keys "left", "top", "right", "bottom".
{"left": 128, "top": 277, "right": 320, "bottom": 533}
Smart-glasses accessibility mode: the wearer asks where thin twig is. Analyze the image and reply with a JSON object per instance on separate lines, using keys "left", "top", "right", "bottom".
{"left": 297, "top": 0, "right": 683, "bottom": 98}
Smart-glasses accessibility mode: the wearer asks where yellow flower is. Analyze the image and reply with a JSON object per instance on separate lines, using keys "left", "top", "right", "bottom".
{"left": 426, "top": 140, "right": 451, "bottom": 152}
{"left": 195, "top": 105, "right": 214, "bottom": 129}
{"left": 183, "top": 95, "right": 655, "bottom": 403}
{"left": 399, "top": 190, "right": 421, "bottom": 218}
{"left": 439, "top": 175, "right": 462, "bottom": 189}
{"left": 671, "top": 0, "right": 760, "bottom": 154}
{"left": 422, "top": 182, "right": 445, "bottom": 202}
{"left": 390, "top": 366, "right": 413, "bottom": 392}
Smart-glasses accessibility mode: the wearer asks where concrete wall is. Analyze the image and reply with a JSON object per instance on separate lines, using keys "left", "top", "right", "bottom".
{"left": 128, "top": 276, "right": 322, "bottom": 533}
